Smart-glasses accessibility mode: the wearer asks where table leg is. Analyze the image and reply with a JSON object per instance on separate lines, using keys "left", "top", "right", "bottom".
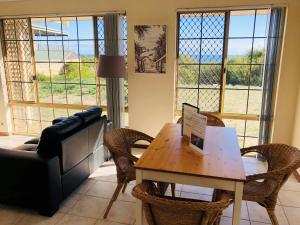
{"left": 136, "top": 170, "right": 143, "bottom": 225}
{"left": 232, "top": 181, "right": 244, "bottom": 225}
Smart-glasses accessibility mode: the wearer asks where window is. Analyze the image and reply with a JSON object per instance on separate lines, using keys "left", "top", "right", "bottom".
{"left": 177, "top": 10, "right": 270, "bottom": 148}
{"left": 0, "top": 15, "right": 127, "bottom": 135}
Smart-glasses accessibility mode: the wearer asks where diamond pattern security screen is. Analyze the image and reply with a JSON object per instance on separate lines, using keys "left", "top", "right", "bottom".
{"left": 177, "top": 12, "right": 226, "bottom": 112}
{"left": 0, "top": 15, "right": 127, "bottom": 135}
{"left": 177, "top": 10, "right": 271, "bottom": 148}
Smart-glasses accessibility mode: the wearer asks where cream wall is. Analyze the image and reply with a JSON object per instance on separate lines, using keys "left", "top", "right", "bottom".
{"left": 0, "top": 0, "right": 299, "bottom": 143}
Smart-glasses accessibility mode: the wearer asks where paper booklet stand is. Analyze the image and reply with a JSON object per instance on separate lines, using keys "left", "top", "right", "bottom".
{"left": 181, "top": 103, "right": 208, "bottom": 155}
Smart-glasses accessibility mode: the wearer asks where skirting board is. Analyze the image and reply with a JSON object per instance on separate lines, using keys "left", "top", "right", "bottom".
{"left": 0, "top": 132, "right": 10, "bottom": 136}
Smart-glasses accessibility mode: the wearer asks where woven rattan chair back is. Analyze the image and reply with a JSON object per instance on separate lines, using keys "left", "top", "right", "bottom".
{"left": 132, "top": 181, "right": 231, "bottom": 225}
{"left": 103, "top": 128, "right": 153, "bottom": 218}
{"left": 213, "top": 144, "right": 300, "bottom": 225}
{"left": 104, "top": 128, "right": 153, "bottom": 183}
{"left": 242, "top": 144, "right": 300, "bottom": 197}
{"left": 176, "top": 112, "right": 225, "bottom": 127}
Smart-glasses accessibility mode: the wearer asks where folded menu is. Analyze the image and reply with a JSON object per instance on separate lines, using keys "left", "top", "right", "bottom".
{"left": 182, "top": 103, "right": 199, "bottom": 137}
{"left": 189, "top": 113, "right": 207, "bottom": 155}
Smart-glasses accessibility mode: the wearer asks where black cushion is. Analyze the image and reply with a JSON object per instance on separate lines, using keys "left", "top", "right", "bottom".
{"left": 74, "top": 106, "right": 102, "bottom": 124}
{"left": 52, "top": 117, "right": 67, "bottom": 125}
{"left": 42, "top": 116, "right": 82, "bottom": 137}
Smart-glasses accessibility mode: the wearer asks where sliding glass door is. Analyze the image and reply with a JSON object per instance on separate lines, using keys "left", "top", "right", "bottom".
{"left": 177, "top": 9, "right": 282, "bottom": 148}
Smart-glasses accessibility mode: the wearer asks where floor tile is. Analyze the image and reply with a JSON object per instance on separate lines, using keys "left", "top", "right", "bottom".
{"left": 56, "top": 214, "right": 96, "bottom": 225}
{"left": 59, "top": 193, "right": 83, "bottom": 213}
{"left": 283, "top": 206, "right": 300, "bottom": 225}
{"left": 90, "top": 166, "right": 118, "bottom": 183}
{"left": 73, "top": 179, "right": 97, "bottom": 194}
{"left": 105, "top": 201, "right": 135, "bottom": 224}
{"left": 95, "top": 219, "right": 126, "bottom": 225}
{"left": 250, "top": 222, "right": 271, "bottom": 225}
{"left": 69, "top": 195, "right": 109, "bottom": 219}
{"left": 87, "top": 181, "right": 118, "bottom": 199}
{"left": 0, "top": 207, "right": 25, "bottom": 225}
{"left": 180, "top": 191, "right": 212, "bottom": 201}
{"left": 281, "top": 175, "right": 300, "bottom": 192}
{"left": 278, "top": 190, "right": 300, "bottom": 207}
{"left": 219, "top": 216, "right": 250, "bottom": 225}
{"left": 15, "top": 212, "right": 64, "bottom": 225}
{"left": 181, "top": 185, "right": 214, "bottom": 195}
{"left": 164, "top": 189, "right": 180, "bottom": 197}
{"left": 247, "top": 201, "right": 289, "bottom": 225}
{"left": 117, "top": 183, "right": 136, "bottom": 202}
{"left": 223, "top": 201, "right": 249, "bottom": 220}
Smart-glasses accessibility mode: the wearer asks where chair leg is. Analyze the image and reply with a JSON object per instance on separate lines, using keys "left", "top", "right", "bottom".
{"left": 266, "top": 209, "right": 279, "bottom": 225}
{"left": 122, "top": 181, "right": 128, "bottom": 193}
{"left": 171, "top": 183, "right": 176, "bottom": 197}
{"left": 103, "top": 182, "right": 123, "bottom": 219}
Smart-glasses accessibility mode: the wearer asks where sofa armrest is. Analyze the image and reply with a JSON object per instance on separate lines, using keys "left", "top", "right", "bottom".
{"left": 24, "top": 137, "right": 40, "bottom": 144}
{"left": 0, "top": 148, "right": 62, "bottom": 216}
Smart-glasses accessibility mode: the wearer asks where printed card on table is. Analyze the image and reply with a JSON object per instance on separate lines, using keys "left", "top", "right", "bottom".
{"left": 189, "top": 113, "right": 207, "bottom": 155}
{"left": 182, "top": 103, "right": 199, "bottom": 137}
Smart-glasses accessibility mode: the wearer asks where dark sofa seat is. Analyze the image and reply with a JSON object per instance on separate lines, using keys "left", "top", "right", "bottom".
{"left": 0, "top": 106, "right": 107, "bottom": 216}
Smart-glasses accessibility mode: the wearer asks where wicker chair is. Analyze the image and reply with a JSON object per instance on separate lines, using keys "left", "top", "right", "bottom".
{"left": 132, "top": 181, "right": 231, "bottom": 225}
{"left": 176, "top": 112, "right": 225, "bottom": 127}
{"left": 213, "top": 144, "right": 300, "bottom": 225}
{"left": 103, "top": 128, "right": 174, "bottom": 218}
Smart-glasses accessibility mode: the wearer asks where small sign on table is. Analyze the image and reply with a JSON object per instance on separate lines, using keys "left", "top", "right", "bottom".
{"left": 189, "top": 113, "right": 207, "bottom": 155}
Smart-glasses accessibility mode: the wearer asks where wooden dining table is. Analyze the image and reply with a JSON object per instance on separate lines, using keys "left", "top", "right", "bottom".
{"left": 135, "top": 123, "right": 246, "bottom": 225}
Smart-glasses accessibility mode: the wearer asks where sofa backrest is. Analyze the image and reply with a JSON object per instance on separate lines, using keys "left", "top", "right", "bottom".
{"left": 37, "top": 106, "right": 105, "bottom": 174}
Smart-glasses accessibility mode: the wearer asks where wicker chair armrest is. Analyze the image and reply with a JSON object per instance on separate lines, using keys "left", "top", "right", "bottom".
{"left": 246, "top": 172, "right": 271, "bottom": 181}
{"left": 127, "top": 131, "right": 154, "bottom": 148}
{"left": 108, "top": 144, "right": 139, "bottom": 162}
{"left": 240, "top": 145, "right": 262, "bottom": 156}
{"left": 132, "top": 144, "right": 150, "bottom": 149}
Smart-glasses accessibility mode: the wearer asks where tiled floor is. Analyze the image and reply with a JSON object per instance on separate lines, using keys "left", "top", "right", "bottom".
{"left": 0, "top": 135, "right": 34, "bottom": 149}
{"left": 0, "top": 136, "right": 299, "bottom": 225}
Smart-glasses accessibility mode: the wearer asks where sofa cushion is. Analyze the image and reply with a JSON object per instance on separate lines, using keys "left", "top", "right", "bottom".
{"left": 74, "top": 106, "right": 102, "bottom": 124}
{"left": 50, "top": 116, "right": 82, "bottom": 136}
{"left": 12, "top": 144, "right": 38, "bottom": 152}
{"left": 52, "top": 117, "right": 67, "bottom": 125}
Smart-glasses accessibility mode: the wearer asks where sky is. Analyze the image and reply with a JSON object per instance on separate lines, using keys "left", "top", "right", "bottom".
{"left": 31, "top": 10, "right": 269, "bottom": 58}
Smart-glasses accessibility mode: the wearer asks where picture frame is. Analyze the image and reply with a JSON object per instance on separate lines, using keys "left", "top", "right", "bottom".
{"left": 134, "top": 25, "right": 166, "bottom": 74}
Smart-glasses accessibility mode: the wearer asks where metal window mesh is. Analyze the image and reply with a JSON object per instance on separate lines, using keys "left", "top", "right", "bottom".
{"left": 2, "top": 18, "right": 34, "bottom": 102}
{"left": 1, "top": 15, "right": 128, "bottom": 134}
{"left": 177, "top": 12, "right": 225, "bottom": 112}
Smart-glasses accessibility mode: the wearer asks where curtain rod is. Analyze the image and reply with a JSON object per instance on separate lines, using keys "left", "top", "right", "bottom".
{"left": 176, "top": 4, "right": 287, "bottom": 12}
{"left": 0, "top": 10, "right": 126, "bottom": 19}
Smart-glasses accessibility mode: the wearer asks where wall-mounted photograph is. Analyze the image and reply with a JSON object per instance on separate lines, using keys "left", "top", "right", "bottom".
{"left": 134, "top": 25, "right": 166, "bottom": 74}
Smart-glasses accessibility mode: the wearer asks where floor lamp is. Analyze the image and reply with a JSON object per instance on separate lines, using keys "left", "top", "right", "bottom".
{"left": 96, "top": 55, "right": 126, "bottom": 128}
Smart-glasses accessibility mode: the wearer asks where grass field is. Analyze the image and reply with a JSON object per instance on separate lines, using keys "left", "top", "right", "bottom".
{"left": 176, "top": 84, "right": 262, "bottom": 147}
{"left": 12, "top": 83, "right": 261, "bottom": 148}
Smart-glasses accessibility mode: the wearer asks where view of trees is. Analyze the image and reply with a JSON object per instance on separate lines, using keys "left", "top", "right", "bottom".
{"left": 178, "top": 49, "right": 265, "bottom": 87}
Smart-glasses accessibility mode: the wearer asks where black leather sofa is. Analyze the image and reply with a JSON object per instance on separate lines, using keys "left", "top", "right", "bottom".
{"left": 0, "top": 106, "right": 108, "bottom": 216}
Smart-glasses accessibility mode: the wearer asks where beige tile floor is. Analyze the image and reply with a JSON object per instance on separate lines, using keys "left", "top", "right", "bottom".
{"left": 0, "top": 136, "right": 300, "bottom": 225}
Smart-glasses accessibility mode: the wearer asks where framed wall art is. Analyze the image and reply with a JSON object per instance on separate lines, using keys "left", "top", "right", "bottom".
{"left": 134, "top": 25, "right": 166, "bottom": 74}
